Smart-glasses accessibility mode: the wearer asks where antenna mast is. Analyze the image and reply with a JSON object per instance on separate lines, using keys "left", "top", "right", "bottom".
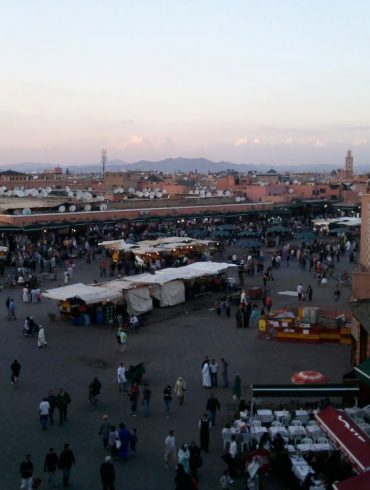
{"left": 101, "top": 148, "right": 107, "bottom": 178}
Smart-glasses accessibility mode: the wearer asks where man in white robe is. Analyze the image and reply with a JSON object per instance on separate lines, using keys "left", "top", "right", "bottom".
{"left": 202, "top": 362, "right": 212, "bottom": 388}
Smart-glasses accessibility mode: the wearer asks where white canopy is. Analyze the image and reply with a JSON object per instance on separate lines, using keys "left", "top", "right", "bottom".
{"left": 43, "top": 283, "right": 123, "bottom": 305}
{"left": 98, "top": 239, "right": 136, "bottom": 251}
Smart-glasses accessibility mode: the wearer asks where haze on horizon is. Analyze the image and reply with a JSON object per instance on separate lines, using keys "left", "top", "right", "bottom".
{"left": 0, "top": 0, "right": 369, "bottom": 168}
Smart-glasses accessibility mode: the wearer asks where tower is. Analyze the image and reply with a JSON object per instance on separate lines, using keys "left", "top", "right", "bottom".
{"left": 345, "top": 150, "right": 353, "bottom": 178}
{"left": 101, "top": 149, "right": 107, "bottom": 178}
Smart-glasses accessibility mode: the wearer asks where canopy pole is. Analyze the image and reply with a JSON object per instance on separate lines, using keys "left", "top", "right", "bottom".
{"left": 250, "top": 384, "right": 254, "bottom": 418}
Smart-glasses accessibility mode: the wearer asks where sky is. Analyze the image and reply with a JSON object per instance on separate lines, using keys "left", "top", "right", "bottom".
{"left": 0, "top": 0, "right": 370, "bottom": 167}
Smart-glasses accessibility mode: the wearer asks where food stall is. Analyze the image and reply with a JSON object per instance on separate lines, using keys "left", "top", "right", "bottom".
{"left": 259, "top": 307, "right": 351, "bottom": 344}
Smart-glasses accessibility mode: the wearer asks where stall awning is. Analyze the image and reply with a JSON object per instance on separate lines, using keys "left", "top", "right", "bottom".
{"left": 251, "top": 384, "right": 359, "bottom": 398}
{"left": 43, "top": 283, "right": 123, "bottom": 305}
{"left": 354, "top": 358, "right": 370, "bottom": 386}
{"left": 333, "top": 472, "right": 370, "bottom": 490}
{"left": 315, "top": 406, "right": 370, "bottom": 473}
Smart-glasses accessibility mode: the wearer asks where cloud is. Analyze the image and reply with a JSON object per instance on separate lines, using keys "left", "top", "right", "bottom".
{"left": 118, "top": 135, "right": 144, "bottom": 147}
{"left": 233, "top": 137, "right": 248, "bottom": 146}
{"left": 314, "top": 139, "right": 326, "bottom": 147}
{"left": 353, "top": 138, "right": 368, "bottom": 146}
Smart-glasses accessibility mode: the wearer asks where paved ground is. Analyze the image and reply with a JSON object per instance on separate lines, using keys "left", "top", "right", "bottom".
{"left": 0, "top": 248, "right": 355, "bottom": 489}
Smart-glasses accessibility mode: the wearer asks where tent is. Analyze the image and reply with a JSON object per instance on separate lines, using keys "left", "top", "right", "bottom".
{"left": 315, "top": 406, "right": 370, "bottom": 473}
{"left": 128, "top": 262, "right": 237, "bottom": 307}
{"left": 97, "top": 280, "right": 153, "bottom": 315}
{"left": 332, "top": 472, "right": 370, "bottom": 490}
{"left": 98, "top": 239, "right": 137, "bottom": 251}
{"left": 354, "top": 358, "right": 370, "bottom": 386}
{"left": 43, "top": 283, "right": 123, "bottom": 305}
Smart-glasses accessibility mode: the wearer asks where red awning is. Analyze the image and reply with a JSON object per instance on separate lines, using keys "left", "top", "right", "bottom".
{"left": 315, "top": 406, "right": 370, "bottom": 472}
{"left": 332, "top": 471, "right": 370, "bottom": 490}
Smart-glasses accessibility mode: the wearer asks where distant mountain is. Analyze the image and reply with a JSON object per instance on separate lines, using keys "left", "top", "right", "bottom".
{"left": 2, "top": 157, "right": 369, "bottom": 174}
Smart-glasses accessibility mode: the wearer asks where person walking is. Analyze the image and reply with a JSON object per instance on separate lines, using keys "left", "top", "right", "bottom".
{"left": 142, "top": 383, "right": 152, "bottom": 417}
{"left": 56, "top": 388, "right": 71, "bottom": 425}
{"left": 232, "top": 373, "right": 242, "bottom": 400}
{"left": 89, "top": 377, "right": 102, "bottom": 407}
{"left": 117, "top": 423, "right": 130, "bottom": 460}
{"left": 210, "top": 359, "right": 219, "bottom": 387}
{"left": 37, "top": 325, "right": 47, "bottom": 348}
{"left": 163, "top": 384, "right": 173, "bottom": 417}
{"left": 221, "top": 358, "right": 229, "bottom": 388}
{"left": 100, "top": 456, "right": 115, "bottom": 490}
{"left": 164, "top": 430, "right": 176, "bottom": 469}
{"left": 20, "top": 454, "right": 33, "bottom": 490}
{"left": 39, "top": 397, "right": 50, "bottom": 431}
{"left": 59, "top": 443, "right": 76, "bottom": 488}
{"left": 178, "top": 443, "right": 190, "bottom": 474}
{"left": 202, "top": 361, "right": 212, "bottom": 388}
{"left": 10, "top": 359, "right": 21, "bottom": 385}
{"left": 199, "top": 413, "right": 211, "bottom": 452}
{"left": 44, "top": 447, "right": 59, "bottom": 490}
{"left": 174, "top": 376, "right": 186, "bottom": 405}
{"left": 99, "top": 415, "right": 111, "bottom": 449}
{"left": 297, "top": 283, "right": 304, "bottom": 301}
{"left": 189, "top": 441, "right": 202, "bottom": 479}
{"left": 306, "top": 285, "right": 313, "bottom": 302}
{"left": 129, "top": 382, "right": 139, "bottom": 416}
{"left": 206, "top": 392, "right": 221, "bottom": 426}
{"left": 117, "top": 363, "right": 127, "bottom": 392}
{"left": 8, "top": 298, "right": 16, "bottom": 320}
{"left": 46, "top": 390, "right": 57, "bottom": 426}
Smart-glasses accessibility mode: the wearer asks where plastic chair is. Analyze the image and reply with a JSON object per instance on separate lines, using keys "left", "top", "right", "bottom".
{"left": 317, "top": 437, "right": 329, "bottom": 444}
{"left": 291, "top": 420, "right": 303, "bottom": 427}
{"left": 307, "top": 420, "right": 318, "bottom": 426}
{"left": 271, "top": 421, "right": 282, "bottom": 427}
{"left": 251, "top": 419, "right": 262, "bottom": 428}
{"left": 282, "top": 415, "right": 291, "bottom": 427}
{"left": 222, "top": 431, "right": 232, "bottom": 450}
{"left": 301, "top": 437, "right": 313, "bottom": 445}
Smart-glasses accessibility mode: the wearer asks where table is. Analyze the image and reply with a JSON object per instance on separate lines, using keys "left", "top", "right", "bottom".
{"left": 297, "top": 443, "right": 331, "bottom": 452}
{"left": 306, "top": 425, "right": 323, "bottom": 439}
{"left": 257, "top": 409, "right": 274, "bottom": 423}
{"left": 288, "top": 426, "right": 307, "bottom": 439}
{"left": 250, "top": 426, "right": 268, "bottom": 442}
{"left": 290, "top": 455, "right": 314, "bottom": 482}
{"left": 274, "top": 410, "right": 290, "bottom": 422}
{"left": 294, "top": 409, "right": 310, "bottom": 424}
{"left": 344, "top": 407, "right": 364, "bottom": 419}
{"left": 268, "top": 426, "right": 288, "bottom": 438}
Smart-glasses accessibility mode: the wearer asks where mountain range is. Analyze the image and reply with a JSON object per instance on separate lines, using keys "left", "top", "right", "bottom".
{"left": 1, "top": 157, "right": 368, "bottom": 174}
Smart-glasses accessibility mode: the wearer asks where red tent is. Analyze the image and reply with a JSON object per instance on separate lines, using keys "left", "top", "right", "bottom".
{"left": 315, "top": 406, "right": 370, "bottom": 473}
{"left": 332, "top": 471, "right": 370, "bottom": 490}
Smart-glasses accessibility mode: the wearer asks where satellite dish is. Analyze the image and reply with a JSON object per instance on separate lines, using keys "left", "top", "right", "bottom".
{"left": 69, "top": 205, "right": 76, "bottom": 212}
{"left": 46, "top": 186, "right": 52, "bottom": 193}
{"left": 100, "top": 204, "right": 108, "bottom": 211}
{"left": 22, "top": 208, "right": 31, "bottom": 215}
{"left": 84, "top": 204, "right": 91, "bottom": 211}
{"left": 225, "top": 191, "right": 231, "bottom": 196}
{"left": 137, "top": 191, "right": 143, "bottom": 198}
{"left": 128, "top": 187, "right": 135, "bottom": 194}
{"left": 236, "top": 196, "right": 241, "bottom": 203}
{"left": 206, "top": 192, "right": 211, "bottom": 197}
{"left": 194, "top": 189, "right": 200, "bottom": 195}
{"left": 144, "top": 192, "right": 150, "bottom": 198}
{"left": 113, "top": 188, "right": 119, "bottom": 194}
{"left": 41, "top": 189, "right": 48, "bottom": 197}
{"left": 58, "top": 206, "right": 66, "bottom": 213}
{"left": 68, "top": 191, "right": 74, "bottom": 197}
{"left": 149, "top": 192, "right": 155, "bottom": 199}
{"left": 288, "top": 188, "right": 294, "bottom": 194}
{"left": 33, "top": 175, "right": 38, "bottom": 180}
{"left": 118, "top": 187, "right": 124, "bottom": 194}
{"left": 65, "top": 186, "right": 70, "bottom": 192}
{"left": 156, "top": 192, "right": 162, "bottom": 198}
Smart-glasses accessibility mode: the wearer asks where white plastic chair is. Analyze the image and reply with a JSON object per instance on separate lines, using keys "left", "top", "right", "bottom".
{"left": 291, "top": 420, "right": 302, "bottom": 426}
{"left": 307, "top": 420, "right": 318, "bottom": 426}
{"left": 301, "top": 437, "right": 313, "bottom": 445}
{"left": 317, "top": 437, "right": 329, "bottom": 444}
{"left": 251, "top": 419, "right": 262, "bottom": 428}
{"left": 222, "top": 431, "right": 232, "bottom": 450}
{"left": 271, "top": 421, "right": 282, "bottom": 427}
{"left": 282, "top": 415, "right": 291, "bottom": 427}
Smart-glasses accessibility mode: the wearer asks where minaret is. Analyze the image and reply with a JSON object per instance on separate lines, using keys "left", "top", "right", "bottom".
{"left": 345, "top": 150, "right": 353, "bottom": 178}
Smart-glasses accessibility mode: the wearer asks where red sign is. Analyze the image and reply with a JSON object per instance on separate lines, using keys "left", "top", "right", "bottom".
{"left": 315, "top": 406, "right": 370, "bottom": 472}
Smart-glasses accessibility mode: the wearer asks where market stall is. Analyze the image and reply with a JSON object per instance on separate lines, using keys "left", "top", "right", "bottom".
{"left": 259, "top": 307, "right": 351, "bottom": 344}
{"left": 43, "top": 283, "right": 124, "bottom": 325}
{"left": 97, "top": 279, "right": 153, "bottom": 315}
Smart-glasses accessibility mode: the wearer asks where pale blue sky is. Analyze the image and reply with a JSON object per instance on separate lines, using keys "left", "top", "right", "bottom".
{"left": 0, "top": 0, "right": 369, "bottom": 166}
